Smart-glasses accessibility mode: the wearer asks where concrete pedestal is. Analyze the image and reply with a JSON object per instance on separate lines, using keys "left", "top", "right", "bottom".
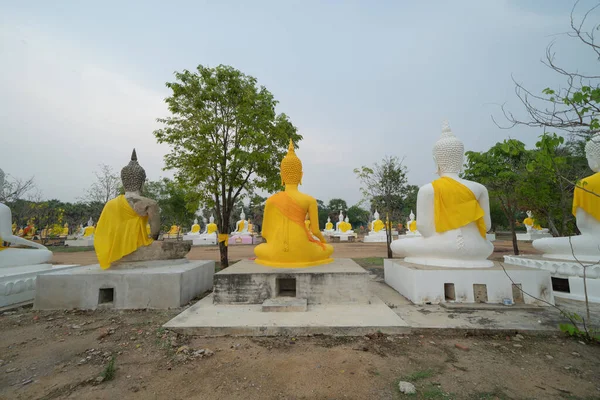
{"left": 182, "top": 234, "right": 217, "bottom": 246}
{"left": 34, "top": 259, "right": 214, "bottom": 310}
{"left": 517, "top": 232, "right": 552, "bottom": 241}
{"left": 504, "top": 255, "right": 600, "bottom": 303}
{"left": 64, "top": 238, "right": 94, "bottom": 247}
{"left": 1, "top": 264, "right": 79, "bottom": 308}
{"left": 228, "top": 235, "right": 254, "bottom": 245}
{"left": 164, "top": 259, "right": 408, "bottom": 336}
{"left": 384, "top": 259, "right": 554, "bottom": 306}
{"left": 363, "top": 233, "right": 387, "bottom": 243}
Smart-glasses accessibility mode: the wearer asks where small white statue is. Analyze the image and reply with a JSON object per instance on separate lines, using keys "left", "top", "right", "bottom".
{"left": 406, "top": 210, "right": 420, "bottom": 236}
{"left": 533, "top": 133, "right": 600, "bottom": 262}
{"left": 335, "top": 210, "right": 344, "bottom": 232}
{"left": 390, "top": 121, "right": 493, "bottom": 267}
{"left": 233, "top": 210, "right": 250, "bottom": 235}
{"left": 0, "top": 168, "right": 53, "bottom": 268}
{"left": 523, "top": 210, "right": 549, "bottom": 234}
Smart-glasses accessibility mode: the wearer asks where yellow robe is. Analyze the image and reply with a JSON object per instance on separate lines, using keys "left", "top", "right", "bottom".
{"left": 191, "top": 224, "right": 200, "bottom": 233}
{"left": 373, "top": 220, "right": 384, "bottom": 232}
{"left": 95, "top": 195, "right": 153, "bottom": 269}
{"left": 325, "top": 222, "right": 333, "bottom": 230}
{"left": 255, "top": 192, "right": 333, "bottom": 267}
{"left": 431, "top": 177, "right": 486, "bottom": 238}
{"left": 523, "top": 217, "right": 534, "bottom": 226}
{"left": 83, "top": 226, "right": 95, "bottom": 237}
{"left": 207, "top": 223, "right": 218, "bottom": 234}
{"left": 409, "top": 220, "right": 417, "bottom": 232}
{"left": 572, "top": 172, "right": 600, "bottom": 222}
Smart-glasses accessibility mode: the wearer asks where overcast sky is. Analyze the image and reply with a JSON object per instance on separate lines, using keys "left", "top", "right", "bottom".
{"left": 0, "top": 0, "right": 597, "bottom": 207}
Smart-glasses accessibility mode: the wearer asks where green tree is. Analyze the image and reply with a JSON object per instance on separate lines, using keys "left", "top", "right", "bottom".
{"left": 316, "top": 199, "right": 329, "bottom": 230}
{"left": 144, "top": 178, "right": 198, "bottom": 231}
{"left": 346, "top": 205, "right": 369, "bottom": 228}
{"left": 154, "top": 64, "right": 301, "bottom": 267}
{"left": 463, "top": 139, "right": 529, "bottom": 255}
{"left": 354, "top": 156, "right": 408, "bottom": 258}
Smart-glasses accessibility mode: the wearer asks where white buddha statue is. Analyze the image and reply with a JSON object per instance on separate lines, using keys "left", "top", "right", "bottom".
{"left": 390, "top": 121, "right": 494, "bottom": 267}
{"left": 532, "top": 134, "right": 600, "bottom": 262}
{"left": 406, "top": 210, "right": 421, "bottom": 236}
{"left": 82, "top": 217, "right": 95, "bottom": 238}
{"left": 233, "top": 210, "right": 250, "bottom": 235}
{"left": 335, "top": 210, "right": 345, "bottom": 233}
{"left": 343, "top": 216, "right": 354, "bottom": 234}
{"left": 323, "top": 216, "right": 335, "bottom": 235}
{"left": 523, "top": 210, "right": 549, "bottom": 234}
{"left": 0, "top": 168, "right": 53, "bottom": 268}
{"left": 189, "top": 218, "right": 201, "bottom": 235}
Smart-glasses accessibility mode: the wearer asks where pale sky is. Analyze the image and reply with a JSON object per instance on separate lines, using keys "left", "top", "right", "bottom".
{"left": 0, "top": 0, "right": 597, "bottom": 207}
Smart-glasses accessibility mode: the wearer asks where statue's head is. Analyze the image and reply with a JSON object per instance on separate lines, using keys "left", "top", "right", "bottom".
{"left": 64, "top": 223, "right": 68, "bottom": 227}
{"left": 87, "top": 217, "right": 93, "bottom": 227}
{"left": 338, "top": 210, "right": 344, "bottom": 222}
{"left": 585, "top": 133, "right": 600, "bottom": 172}
{"left": 194, "top": 218, "right": 198, "bottom": 225}
{"left": 433, "top": 121, "right": 464, "bottom": 175}
{"left": 209, "top": 214, "right": 215, "bottom": 223}
{"left": 409, "top": 210, "right": 415, "bottom": 221}
{"left": 121, "top": 149, "right": 147, "bottom": 193}
{"left": 327, "top": 216, "right": 331, "bottom": 223}
{"left": 526, "top": 210, "right": 533, "bottom": 218}
{"left": 280, "top": 140, "right": 303, "bottom": 185}
{"left": 373, "top": 209, "right": 380, "bottom": 220}
{"left": 240, "top": 210, "right": 246, "bottom": 221}
{"left": 345, "top": 216, "right": 350, "bottom": 223}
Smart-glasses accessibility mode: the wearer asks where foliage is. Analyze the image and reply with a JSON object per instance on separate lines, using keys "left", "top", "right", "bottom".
{"left": 154, "top": 64, "right": 301, "bottom": 267}
{"left": 101, "top": 356, "right": 116, "bottom": 382}
{"left": 0, "top": 171, "right": 35, "bottom": 203}
{"left": 354, "top": 156, "right": 409, "bottom": 258}
{"left": 346, "top": 204, "right": 369, "bottom": 228}
{"left": 144, "top": 178, "right": 198, "bottom": 230}
{"left": 85, "top": 164, "right": 121, "bottom": 205}
{"left": 463, "top": 139, "right": 529, "bottom": 255}
{"left": 559, "top": 312, "right": 600, "bottom": 343}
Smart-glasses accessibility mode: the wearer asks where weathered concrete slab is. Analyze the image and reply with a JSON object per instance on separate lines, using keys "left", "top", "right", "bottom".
{"left": 34, "top": 259, "right": 214, "bottom": 310}
{"left": 213, "top": 259, "right": 370, "bottom": 305}
{"left": 384, "top": 259, "right": 554, "bottom": 305}
{"left": 262, "top": 298, "right": 307, "bottom": 312}
{"left": 164, "top": 293, "right": 409, "bottom": 336}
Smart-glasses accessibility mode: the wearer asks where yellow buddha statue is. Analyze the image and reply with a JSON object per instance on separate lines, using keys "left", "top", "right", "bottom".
{"left": 371, "top": 210, "right": 384, "bottom": 233}
{"left": 191, "top": 219, "right": 201, "bottom": 233}
{"left": 206, "top": 215, "right": 218, "bottom": 234}
{"left": 325, "top": 217, "right": 333, "bottom": 231}
{"left": 83, "top": 218, "right": 95, "bottom": 237}
{"left": 62, "top": 223, "right": 69, "bottom": 237}
{"left": 254, "top": 140, "right": 334, "bottom": 267}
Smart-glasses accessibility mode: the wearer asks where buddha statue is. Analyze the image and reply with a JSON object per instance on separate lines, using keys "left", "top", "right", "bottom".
{"left": 76, "top": 224, "right": 84, "bottom": 238}
{"left": 23, "top": 219, "right": 36, "bottom": 239}
{"left": 254, "top": 140, "right": 334, "bottom": 267}
{"left": 61, "top": 223, "right": 69, "bottom": 237}
{"left": 0, "top": 167, "right": 53, "bottom": 268}
{"left": 83, "top": 218, "right": 95, "bottom": 238}
{"left": 233, "top": 211, "right": 250, "bottom": 235}
{"left": 532, "top": 134, "right": 600, "bottom": 262}
{"left": 325, "top": 217, "right": 334, "bottom": 232}
{"left": 523, "top": 210, "right": 549, "bottom": 234}
{"left": 206, "top": 214, "right": 218, "bottom": 235}
{"left": 371, "top": 210, "right": 385, "bottom": 233}
{"left": 405, "top": 210, "right": 421, "bottom": 236}
{"left": 342, "top": 216, "right": 354, "bottom": 234}
{"left": 390, "top": 121, "right": 494, "bottom": 267}
{"left": 335, "top": 210, "right": 345, "bottom": 233}
{"left": 190, "top": 218, "right": 201, "bottom": 235}
{"left": 94, "top": 149, "right": 162, "bottom": 269}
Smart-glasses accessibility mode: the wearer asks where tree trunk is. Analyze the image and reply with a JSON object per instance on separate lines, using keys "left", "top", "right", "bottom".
{"left": 219, "top": 241, "right": 229, "bottom": 269}
{"left": 546, "top": 211, "right": 559, "bottom": 237}
{"left": 509, "top": 218, "right": 519, "bottom": 256}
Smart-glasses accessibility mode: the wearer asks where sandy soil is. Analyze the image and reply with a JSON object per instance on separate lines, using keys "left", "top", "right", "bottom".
{"left": 50, "top": 240, "right": 540, "bottom": 266}
{"left": 0, "top": 308, "right": 598, "bottom": 400}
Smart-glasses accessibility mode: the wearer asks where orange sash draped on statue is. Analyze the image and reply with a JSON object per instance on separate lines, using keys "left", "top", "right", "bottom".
{"left": 572, "top": 172, "right": 600, "bottom": 222}
{"left": 269, "top": 192, "right": 326, "bottom": 250}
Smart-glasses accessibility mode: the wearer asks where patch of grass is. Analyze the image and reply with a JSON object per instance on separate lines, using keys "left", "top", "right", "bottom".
{"left": 421, "top": 384, "right": 453, "bottom": 399}
{"left": 404, "top": 369, "right": 435, "bottom": 382}
{"left": 101, "top": 356, "right": 116, "bottom": 381}
{"left": 51, "top": 246, "right": 94, "bottom": 253}
{"left": 352, "top": 257, "right": 384, "bottom": 267}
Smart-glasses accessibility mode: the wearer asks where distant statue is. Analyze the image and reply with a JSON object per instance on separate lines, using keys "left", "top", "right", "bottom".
{"left": 325, "top": 217, "right": 334, "bottom": 232}
{"left": 83, "top": 218, "right": 95, "bottom": 238}
{"left": 0, "top": 167, "right": 53, "bottom": 268}
{"left": 390, "top": 121, "right": 493, "bottom": 267}
{"left": 371, "top": 210, "right": 384, "bottom": 232}
{"left": 335, "top": 210, "right": 345, "bottom": 233}
{"left": 523, "top": 210, "right": 549, "bottom": 234}
{"left": 233, "top": 210, "right": 250, "bottom": 235}
{"left": 94, "top": 149, "right": 163, "bottom": 269}
{"left": 533, "top": 133, "right": 600, "bottom": 261}
{"left": 254, "top": 140, "right": 334, "bottom": 267}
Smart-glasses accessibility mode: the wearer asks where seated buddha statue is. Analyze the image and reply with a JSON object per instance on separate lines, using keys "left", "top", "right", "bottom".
{"left": 232, "top": 211, "right": 250, "bottom": 235}
{"left": 254, "top": 140, "right": 334, "bottom": 267}
{"left": 523, "top": 210, "right": 549, "bottom": 234}
{"left": 405, "top": 210, "right": 421, "bottom": 236}
{"left": 83, "top": 218, "right": 95, "bottom": 238}
{"left": 325, "top": 217, "right": 334, "bottom": 232}
{"left": 390, "top": 121, "right": 494, "bottom": 268}
{"left": 533, "top": 134, "right": 600, "bottom": 262}
{"left": 371, "top": 210, "right": 385, "bottom": 233}
{"left": 23, "top": 220, "right": 36, "bottom": 239}
{"left": 75, "top": 224, "right": 84, "bottom": 238}
{"left": 342, "top": 216, "right": 354, "bottom": 234}
{"left": 94, "top": 149, "right": 160, "bottom": 269}
{"left": 189, "top": 218, "right": 201, "bottom": 235}
{"left": 206, "top": 214, "right": 218, "bottom": 236}
{"left": 61, "top": 223, "right": 69, "bottom": 237}
{"left": 0, "top": 167, "right": 53, "bottom": 268}
{"left": 334, "top": 210, "right": 345, "bottom": 233}
{"left": 164, "top": 224, "right": 180, "bottom": 239}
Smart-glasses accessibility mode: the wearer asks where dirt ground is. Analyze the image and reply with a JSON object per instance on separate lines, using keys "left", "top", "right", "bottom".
{"left": 50, "top": 239, "right": 539, "bottom": 266}
{"left": 1, "top": 308, "right": 599, "bottom": 400}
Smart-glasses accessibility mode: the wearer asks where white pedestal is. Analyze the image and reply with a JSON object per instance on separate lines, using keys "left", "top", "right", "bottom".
{"left": 504, "top": 255, "right": 600, "bottom": 303}
{"left": 517, "top": 232, "right": 552, "bottom": 241}
{"left": 384, "top": 259, "right": 554, "bottom": 305}
{"left": 182, "top": 234, "right": 217, "bottom": 246}
{"left": 1, "top": 264, "right": 79, "bottom": 308}
{"left": 363, "top": 233, "right": 387, "bottom": 243}
{"left": 34, "top": 259, "right": 215, "bottom": 310}
{"left": 64, "top": 238, "right": 94, "bottom": 247}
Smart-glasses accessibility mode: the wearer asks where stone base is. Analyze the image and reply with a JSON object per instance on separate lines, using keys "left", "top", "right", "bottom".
{"left": 182, "top": 234, "right": 217, "bottom": 246}
{"left": 262, "top": 298, "right": 307, "bottom": 312}
{"left": 0, "top": 264, "right": 79, "bottom": 308}
{"left": 34, "top": 259, "right": 214, "bottom": 310}
{"left": 486, "top": 233, "right": 496, "bottom": 242}
{"left": 517, "top": 232, "right": 552, "bottom": 241}
{"left": 117, "top": 240, "right": 191, "bottom": 263}
{"left": 384, "top": 259, "right": 554, "bottom": 305}
{"left": 504, "top": 255, "right": 600, "bottom": 303}
{"left": 213, "top": 259, "right": 370, "bottom": 305}
{"left": 332, "top": 233, "right": 355, "bottom": 242}
{"left": 395, "top": 232, "right": 422, "bottom": 240}
{"left": 64, "top": 238, "right": 94, "bottom": 247}
{"left": 363, "top": 234, "right": 387, "bottom": 243}
{"left": 228, "top": 235, "right": 254, "bottom": 245}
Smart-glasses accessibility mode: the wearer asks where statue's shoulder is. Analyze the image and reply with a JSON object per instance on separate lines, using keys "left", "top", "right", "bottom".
{"left": 418, "top": 183, "right": 434, "bottom": 194}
